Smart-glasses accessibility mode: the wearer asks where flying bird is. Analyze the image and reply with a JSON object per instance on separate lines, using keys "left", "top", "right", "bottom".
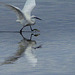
{"left": 0, "top": 0, "right": 41, "bottom": 33}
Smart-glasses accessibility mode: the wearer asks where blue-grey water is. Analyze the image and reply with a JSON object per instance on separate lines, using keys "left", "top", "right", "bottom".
{"left": 0, "top": 0, "right": 75, "bottom": 75}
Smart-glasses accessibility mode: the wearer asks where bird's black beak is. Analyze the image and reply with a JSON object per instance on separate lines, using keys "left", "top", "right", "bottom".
{"left": 34, "top": 17, "right": 42, "bottom": 20}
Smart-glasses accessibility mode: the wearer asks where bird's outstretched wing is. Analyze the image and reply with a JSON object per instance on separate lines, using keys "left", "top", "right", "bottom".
{"left": 22, "top": 0, "right": 36, "bottom": 17}
{"left": 0, "top": 2, "right": 25, "bottom": 21}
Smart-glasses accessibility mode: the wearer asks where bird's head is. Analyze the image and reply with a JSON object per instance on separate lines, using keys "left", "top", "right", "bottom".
{"left": 31, "top": 15, "right": 42, "bottom": 20}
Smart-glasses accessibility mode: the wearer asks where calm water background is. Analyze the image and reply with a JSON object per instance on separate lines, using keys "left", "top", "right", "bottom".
{"left": 0, "top": 0, "right": 75, "bottom": 75}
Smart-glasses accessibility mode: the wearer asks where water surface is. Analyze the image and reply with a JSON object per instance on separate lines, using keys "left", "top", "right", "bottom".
{"left": 0, "top": 0, "right": 75, "bottom": 75}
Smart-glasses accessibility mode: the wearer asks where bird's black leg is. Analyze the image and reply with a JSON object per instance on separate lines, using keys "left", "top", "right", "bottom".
{"left": 30, "top": 25, "right": 40, "bottom": 32}
{"left": 20, "top": 25, "right": 27, "bottom": 34}
{"left": 30, "top": 25, "right": 33, "bottom": 31}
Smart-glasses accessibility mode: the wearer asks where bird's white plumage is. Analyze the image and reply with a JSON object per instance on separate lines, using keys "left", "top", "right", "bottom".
{"left": 22, "top": 0, "right": 36, "bottom": 17}
{"left": 5, "top": 4, "right": 25, "bottom": 22}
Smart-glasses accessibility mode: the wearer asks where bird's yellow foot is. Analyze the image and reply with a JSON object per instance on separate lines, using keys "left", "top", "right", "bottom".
{"left": 32, "top": 29, "right": 40, "bottom": 32}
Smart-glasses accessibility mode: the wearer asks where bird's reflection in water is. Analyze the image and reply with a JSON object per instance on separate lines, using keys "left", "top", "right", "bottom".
{"left": 0, "top": 33, "right": 41, "bottom": 67}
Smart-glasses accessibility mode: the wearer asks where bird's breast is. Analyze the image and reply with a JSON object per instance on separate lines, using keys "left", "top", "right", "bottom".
{"left": 26, "top": 19, "right": 35, "bottom": 25}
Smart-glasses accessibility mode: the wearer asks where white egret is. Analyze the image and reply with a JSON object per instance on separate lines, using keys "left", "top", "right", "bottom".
{"left": 0, "top": 0, "right": 41, "bottom": 33}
